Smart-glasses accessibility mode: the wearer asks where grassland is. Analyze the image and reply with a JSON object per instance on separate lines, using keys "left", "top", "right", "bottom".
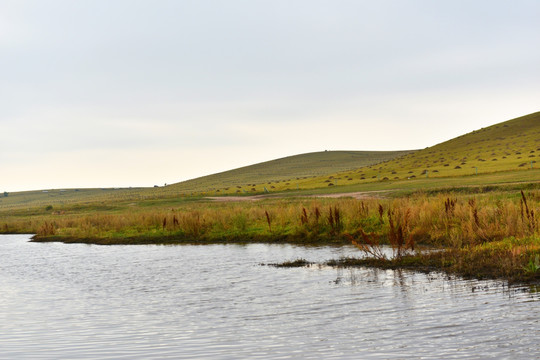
{"left": 0, "top": 187, "right": 148, "bottom": 210}
{"left": 1, "top": 111, "right": 539, "bottom": 283}
{"left": 0, "top": 150, "right": 411, "bottom": 210}
{"left": 290, "top": 111, "right": 540, "bottom": 191}
{"left": 147, "top": 111, "right": 539, "bottom": 197}
{"left": 155, "top": 150, "right": 414, "bottom": 196}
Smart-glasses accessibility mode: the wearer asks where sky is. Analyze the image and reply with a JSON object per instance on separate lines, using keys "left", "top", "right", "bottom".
{"left": 1, "top": 0, "right": 539, "bottom": 192}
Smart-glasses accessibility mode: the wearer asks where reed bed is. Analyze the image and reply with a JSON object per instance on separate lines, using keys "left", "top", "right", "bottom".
{"left": 1, "top": 190, "right": 539, "bottom": 282}
{"left": 2, "top": 191, "right": 538, "bottom": 245}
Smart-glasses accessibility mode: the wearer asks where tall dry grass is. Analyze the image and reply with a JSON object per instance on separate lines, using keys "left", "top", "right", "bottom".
{"left": 3, "top": 191, "right": 538, "bottom": 249}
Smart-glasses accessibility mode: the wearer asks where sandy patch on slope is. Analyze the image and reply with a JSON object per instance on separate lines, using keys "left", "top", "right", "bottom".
{"left": 205, "top": 191, "right": 387, "bottom": 202}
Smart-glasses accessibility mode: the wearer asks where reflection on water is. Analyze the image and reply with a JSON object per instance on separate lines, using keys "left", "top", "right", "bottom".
{"left": 0, "top": 235, "right": 538, "bottom": 359}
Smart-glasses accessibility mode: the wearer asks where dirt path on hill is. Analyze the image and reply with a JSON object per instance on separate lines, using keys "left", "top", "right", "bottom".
{"left": 205, "top": 195, "right": 269, "bottom": 202}
{"left": 205, "top": 191, "right": 389, "bottom": 202}
{"left": 310, "top": 191, "right": 390, "bottom": 199}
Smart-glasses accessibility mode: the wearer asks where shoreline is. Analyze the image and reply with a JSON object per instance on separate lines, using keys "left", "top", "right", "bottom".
{"left": 25, "top": 233, "right": 540, "bottom": 285}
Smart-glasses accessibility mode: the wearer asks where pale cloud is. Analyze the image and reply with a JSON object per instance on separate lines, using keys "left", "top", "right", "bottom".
{"left": 1, "top": 0, "right": 539, "bottom": 191}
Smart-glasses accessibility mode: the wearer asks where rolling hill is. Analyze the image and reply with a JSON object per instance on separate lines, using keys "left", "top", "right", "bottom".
{"left": 163, "top": 111, "right": 539, "bottom": 195}
{"left": 163, "top": 150, "right": 414, "bottom": 194}
{"left": 0, "top": 151, "right": 414, "bottom": 209}
{"left": 1, "top": 111, "right": 538, "bottom": 206}
{"left": 295, "top": 111, "right": 540, "bottom": 189}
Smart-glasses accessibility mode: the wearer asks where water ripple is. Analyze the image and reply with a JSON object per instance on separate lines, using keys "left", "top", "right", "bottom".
{"left": 0, "top": 235, "right": 538, "bottom": 359}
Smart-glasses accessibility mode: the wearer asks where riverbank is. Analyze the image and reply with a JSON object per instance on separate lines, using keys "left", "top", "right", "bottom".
{"left": 31, "top": 232, "right": 540, "bottom": 283}
{"left": 2, "top": 185, "right": 539, "bottom": 284}
{"left": 30, "top": 233, "right": 352, "bottom": 246}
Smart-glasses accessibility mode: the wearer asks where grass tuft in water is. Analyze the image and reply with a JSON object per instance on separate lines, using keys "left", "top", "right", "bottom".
{"left": 267, "top": 258, "right": 314, "bottom": 268}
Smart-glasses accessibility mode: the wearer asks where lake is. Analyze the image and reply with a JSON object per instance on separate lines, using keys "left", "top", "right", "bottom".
{"left": 0, "top": 234, "right": 538, "bottom": 359}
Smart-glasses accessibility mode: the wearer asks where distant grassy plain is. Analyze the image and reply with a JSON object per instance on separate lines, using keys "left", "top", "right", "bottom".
{"left": 1, "top": 112, "right": 539, "bottom": 283}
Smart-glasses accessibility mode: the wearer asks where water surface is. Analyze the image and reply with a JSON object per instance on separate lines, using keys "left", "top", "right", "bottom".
{"left": 1, "top": 235, "right": 538, "bottom": 359}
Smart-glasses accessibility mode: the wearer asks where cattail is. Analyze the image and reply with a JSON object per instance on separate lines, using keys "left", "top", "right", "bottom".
{"left": 521, "top": 190, "right": 532, "bottom": 221}
{"left": 265, "top": 210, "right": 272, "bottom": 232}
{"left": 300, "top": 207, "right": 308, "bottom": 225}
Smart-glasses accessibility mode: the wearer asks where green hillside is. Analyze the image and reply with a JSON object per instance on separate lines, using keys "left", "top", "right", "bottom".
{"left": 163, "top": 150, "right": 414, "bottom": 194}
{"left": 1, "top": 111, "right": 537, "bottom": 206}
{"left": 295, "top": 111, "right": 540, "bottom": 189}
{"left": 0, "top": 150, "right": 412, "bottom": 209}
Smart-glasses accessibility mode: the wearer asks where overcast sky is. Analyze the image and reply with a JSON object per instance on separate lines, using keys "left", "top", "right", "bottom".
{"left": 1, "top": 0, "right": 539, "bottom": 192}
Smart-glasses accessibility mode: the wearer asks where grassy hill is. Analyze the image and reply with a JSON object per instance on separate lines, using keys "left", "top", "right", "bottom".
{"left": 1, "top": 111, "right": 538, "bottom": 206}
{"left": 0, "top": 150, "right": 412, "bottom": 209}
{"left": 159, "top": 111, "right": 539, "bottom": 195}
{"left": 161, "top": 150, "right": 414, "bottom": 195}
{"left": 293, "top": 111, "right": 540, "bottom": 190}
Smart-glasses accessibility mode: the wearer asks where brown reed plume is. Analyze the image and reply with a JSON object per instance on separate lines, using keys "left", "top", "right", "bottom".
{"left": 468, "top": 198, "right": 480, "bottom": 227}
{"left": 327, "top": 206, "right": 343, "bottom": 234}
{"left": 358, "top": 201, "right": 369, "bottom": 217}
{"left": 265, "top": 210, "right": 272, "bottom": 232}
{"left": 300, "top": 207, "right": 308, "bottom": 226}
{"left": 520, "top": 190, "right": 536, "bottom": 234}
{"left": 387, "top": 207, "right": 414, "bottom": 259}
{"left": 465, "top": 197, "right": 493, "bottom": 245}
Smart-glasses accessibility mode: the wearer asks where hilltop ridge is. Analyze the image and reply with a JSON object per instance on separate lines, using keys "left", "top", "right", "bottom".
{"left": 290, "top": 111, "right": 540, "bottom": 190}
{"left": 165, "top": 150, "right": 414, "bottom": 194}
